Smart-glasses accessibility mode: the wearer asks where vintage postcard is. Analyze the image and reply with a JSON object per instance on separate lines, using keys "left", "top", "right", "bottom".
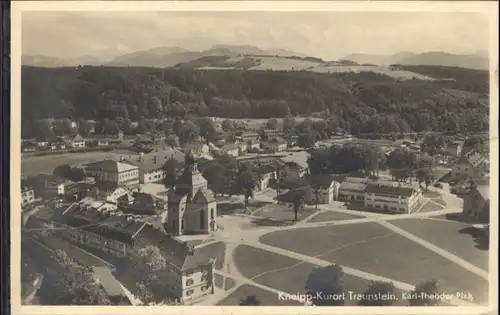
{"left": 10, "top": 1, "right": 498, "bottom": 315}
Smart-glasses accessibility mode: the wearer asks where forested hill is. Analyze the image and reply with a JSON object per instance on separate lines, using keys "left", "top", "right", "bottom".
{"left": 21, "top": 65, "right": 489, "bottom": 136}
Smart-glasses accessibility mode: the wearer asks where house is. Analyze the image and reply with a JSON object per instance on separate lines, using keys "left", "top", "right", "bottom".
{"left": 280, "top": 151, "right": 310, "bottom": 177}
{"left": 308, "top": 175, "right": 341, "bottom": 204}
{"left": 247, "top": 139, "right": 260, "bottom": 150}
{"left": 69, "top": 134, "right": 86, "bottom": 149}
{"left": 463, "top": 184, "right": 489, "bottom": 223}
{"left": 237, "top": 131, "right": 260, "bottom": 142}
{"left": 22, "top": 141, "right": 38, "bottom": 153}
{"left": 124, "top": 149, "right": 185, "bottom": 184}
{"left": 84, "top": 159, "right": 140, "bottom": 190}
{"left": 151, "top": 132, "right": 166, "bottom": 144}
{"left": 221, "top": 143, "right": 240, "bottom": 157}
{"left": 21, "top": 186, "right": 35, "bottom": 207}
{"left": 50, "top": 140, "right": 66, "bottom": 151}
{"left": 135, "top": 134, "right": 154, "bottom": 146}
{"left": 262, "top": 129, "right": 284, "bottom": 140}
{"left": 253, "top": 164, "right": 277, "bottom": 191}
{"left": 262, "top": 137, "right": 287, "bottom": 153}
{"left": 97, "top": 139, "right": 109, "bottom": 147}
{"left": 166, "top": 154, "right": 217, "bottom": 236}
{"left": 364, "top": 182, "right": 422, "bottom": 214}
{"left": 78, "top": 196, "right": 119, "bottom": 213}
{"left": 451, "top": 150, "right": 486, "bottom": 180}
{"left": 338, "top": 178, "right": 367, "bottom": 202}
{"left": 120, "top": 192, "right": 165, "bottom": 215}
{"left": 23, "top": 174, "right": 74, "bottom": 198}
{"left": 183, "top": 142, "right": 210, "bottom": 156}
{"left": 237, "top": 141, "right": 248, "bottom": 154}
{"left": 51, "top": 205, "right": 215, "bottom": 303}
{"left": 442, "top": 141, "right": 463, "bottom": 157}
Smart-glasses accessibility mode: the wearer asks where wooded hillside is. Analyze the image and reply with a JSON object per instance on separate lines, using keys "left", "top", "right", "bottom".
{"left": 21, "top": 65, "right": 489, "bottom": 137}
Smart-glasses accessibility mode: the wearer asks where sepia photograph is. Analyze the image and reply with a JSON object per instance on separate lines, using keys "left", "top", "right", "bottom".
{"left": 10, "top": 1, "right": 498, "bottom": 314}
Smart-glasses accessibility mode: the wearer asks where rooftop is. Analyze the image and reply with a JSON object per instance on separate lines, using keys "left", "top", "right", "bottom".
{"left": 476, "top": 185, "right": 489, "bottom": 201}
{"left": 133, "top": 225, "right": 213, "bottom": 271}
{"left": 124, "top": 149, "right": 185, "bottom": 172}
{"left": 365, "top": 183, "right": 417, "bottom": 197}
{"left": 339, "top": 181, "right": 367, "bottom": 192}
{"left": 84, "top": 159, "right": 139, "bottom": 173}
{"left": 280, "top": 151, "right": 310, "bottom": 169}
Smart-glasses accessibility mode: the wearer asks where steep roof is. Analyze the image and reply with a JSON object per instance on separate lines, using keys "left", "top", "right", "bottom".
{"left": 476, "top": 185, "right": 490, "bottom": 201}
{"left": 124, "top": 149, "right": 185, "bottom": 172}
{"left": 134, "top": 225, "right": 213, "bottom": 271}
{"left": 365, "top": 183, "right": 416, "bottom": 197}
{"left": 73, "top": 134, "right": 84, "bottom": 141}
{"left": 85, "top": 159, "right": 138, "bottom": 173}
{"left": 339, "top": 181, "right": 367, "bottom": 192}
{"left": 192, "top": 188, "right": 216, "bottom": 204}
{"left": 457, "top": 150, "right": 485, "bottom": 167}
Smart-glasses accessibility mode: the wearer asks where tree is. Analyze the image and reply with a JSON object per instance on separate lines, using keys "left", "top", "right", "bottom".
{"left": 77, "top": 119, "right": 91, "bottom": 136}
{"left": 282, "top": 117, "right": 296, "bottom": 135}
{"left": 363, "top": 147, "right": 380, "bottom": 177}
{"left": 38, "top": 250, "right": 111, "bottom": 305}
{"left": 387, "top": 149, "right": 416, "bottom": 182}
{"left": 239, "top": 295, "right": 261, "bottom": 306}
{"left": 358, "top": 281, "right": 396, "bottom": 306}
{"left": 305, "top": 265, "right": 345, "bottom": 306}
{"left": 282, "top": 184, "right": 312, "bottom": 221}
{"left": 195, "top": 117, "right": 217, "bottom": 142}
{"left": 236, "top": 171, "right": 256, "bottom": 212}
{"left": 202, "top": 163, "right": 227, "bottom": 196}
{"left": 180, "top": 121, "right": 200, "bottom": 144}
{"left": 297, "top": 129, "right": 317, "bottom": 148}
{"left": 416, "top": 168, "right": 434, "bottom": 191}
{"left": 221, "top": 119, "right": 235, "bottom": 132}
{"left": 172, "top": 118, "right": 184, "bottom": 138}
{"left": 134, "top": 246, "right": 167, "bottom": 305}
{"left": 309, "top": 176, "right": 325, "bottom": 209}
{"left": 165, "top": 134, "right": 180, "bottom": 148}
{"left": 53, "top": 164, "right": 73, "bottom": 180}
{"left": 265, "top": 118, "right": 279, "bottom": 130}
{"left": 408, "top": 280, "right": 440, "bottom": 306}
{"left": 163, "top": 158, "right": 180, "bottom": 191}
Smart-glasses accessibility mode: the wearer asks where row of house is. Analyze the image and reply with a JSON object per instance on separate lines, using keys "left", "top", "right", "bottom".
{"left": 335, "top": 177, "right": 423, "bottom": 213}
{"left": 48, "top": 202, "right": 215, "bottom": 303}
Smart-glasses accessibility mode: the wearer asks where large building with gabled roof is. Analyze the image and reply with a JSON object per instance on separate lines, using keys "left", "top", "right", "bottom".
{"left": 84, "top": 159, "right": 140, "bottom": 189}
{"left": 166, "top": 153, "right": 217, "bottom": 236}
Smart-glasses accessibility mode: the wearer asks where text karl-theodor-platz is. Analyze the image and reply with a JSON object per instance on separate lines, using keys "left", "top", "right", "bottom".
{"left": 278, "top": 291, "right": 476, "bottom": 303}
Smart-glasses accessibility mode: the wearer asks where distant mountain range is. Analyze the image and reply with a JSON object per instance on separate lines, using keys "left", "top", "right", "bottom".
{"left": 342, "top": 51, "right": 488, "bottom": 70}
{"left": 22, "top": 45, "right": 488, "bottom": 70}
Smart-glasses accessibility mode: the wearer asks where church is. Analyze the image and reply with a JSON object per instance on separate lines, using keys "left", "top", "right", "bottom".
{"left": 165, "top": 152, "right": 217, "bottom": 236}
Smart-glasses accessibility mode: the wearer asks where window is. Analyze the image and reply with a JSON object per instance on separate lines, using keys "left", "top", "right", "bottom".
{"left": 186, "top": 290, "right": 194, "bottom": 296}
{"left": 201, "top": 274, "right": 209, "bottom": 282}
{"left": 186, "top": 279, "right": 194, "bottom": 286}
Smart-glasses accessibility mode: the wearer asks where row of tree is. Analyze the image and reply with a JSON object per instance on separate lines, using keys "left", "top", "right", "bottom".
{"left": 22, "top": 66, "right": 489, "bottom": 137}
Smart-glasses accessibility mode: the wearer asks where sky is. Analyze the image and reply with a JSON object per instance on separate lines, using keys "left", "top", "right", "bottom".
{"left": 21, "top": 11, "right": 490, "bottom": 61}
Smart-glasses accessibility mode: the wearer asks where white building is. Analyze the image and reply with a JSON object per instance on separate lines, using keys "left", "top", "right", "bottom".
{"left": 338, "top": 178, "right": 367, "bottom": 202}
{"left": 262, "top": 138, "right": 287, "bottom": 153}
{"left": 124, "top": 149, "right": 185, "bottom": 184}
{"left": 84, "top": 160, "right": 140, "bottom": 189}
{"left": 364, "top": 183, "right": 422, "bottom": 214}
{"left": 69, "top": 134, "right": 86, "bottom": 149}
{"left": 309, "top": 175, "right": 341, "bottom": 204}
{"left": 221, "top": 143, "right": 240, "bottom": 157}
{"left": 21, "top": 187, "right": 35, "bottom": 207}
{"left": 183, "top": 142, "right": 210, "bottom": 156}
{"left": 451, "top": 150, "right": 486, "bottom": 180}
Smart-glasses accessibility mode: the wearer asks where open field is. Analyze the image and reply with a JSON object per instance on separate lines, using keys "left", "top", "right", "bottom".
{"left": 390, "top": 218, "right": 489, "bottom": 270}
{"left": 259, "top": 223, "right": 489, "bottom": 304}
{"left": 234, "top": 244, "right": 408, "bottom": 306}
{"left": 307, "top": 211, "right": 364, "bottom": 223}
{"left": 216, "top": 284, "right": 303, "bottom": 306}
{"left": 21, "top": 151, "right": 133, "bottom": 176}
{"left": 251, "top": 204, "right": 318, "bottom": 222}
{"left": 417, "top": 200, "right": 445, "bottom": 213}
{"left": 196, "top": 242, "right": 226, "bottom": 270}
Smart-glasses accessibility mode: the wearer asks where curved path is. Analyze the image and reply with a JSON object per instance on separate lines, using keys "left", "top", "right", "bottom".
{"left": 199, "top": 188, "right": 487, "bottom": 307}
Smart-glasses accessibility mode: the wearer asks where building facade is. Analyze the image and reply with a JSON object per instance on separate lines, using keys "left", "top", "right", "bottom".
{"left": 364, "top": 183, "right": 422, "bottom": 214}
{"left": 125, "top": 149, "right": 185, "bottom": 184}
{"left": 84, "top": 160, "right": 140, "bottom": 189}
{"left": 21, "top": 187, "right": 35, "bottom": 207}
{"left": 451, "top": 150, "right": 486, "bottom": 180}
{"left": 166, "top": 157, "right": 217, "bottom": 236}
{"left": 463, "top": 185, "right": 489, "bottom": 223}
